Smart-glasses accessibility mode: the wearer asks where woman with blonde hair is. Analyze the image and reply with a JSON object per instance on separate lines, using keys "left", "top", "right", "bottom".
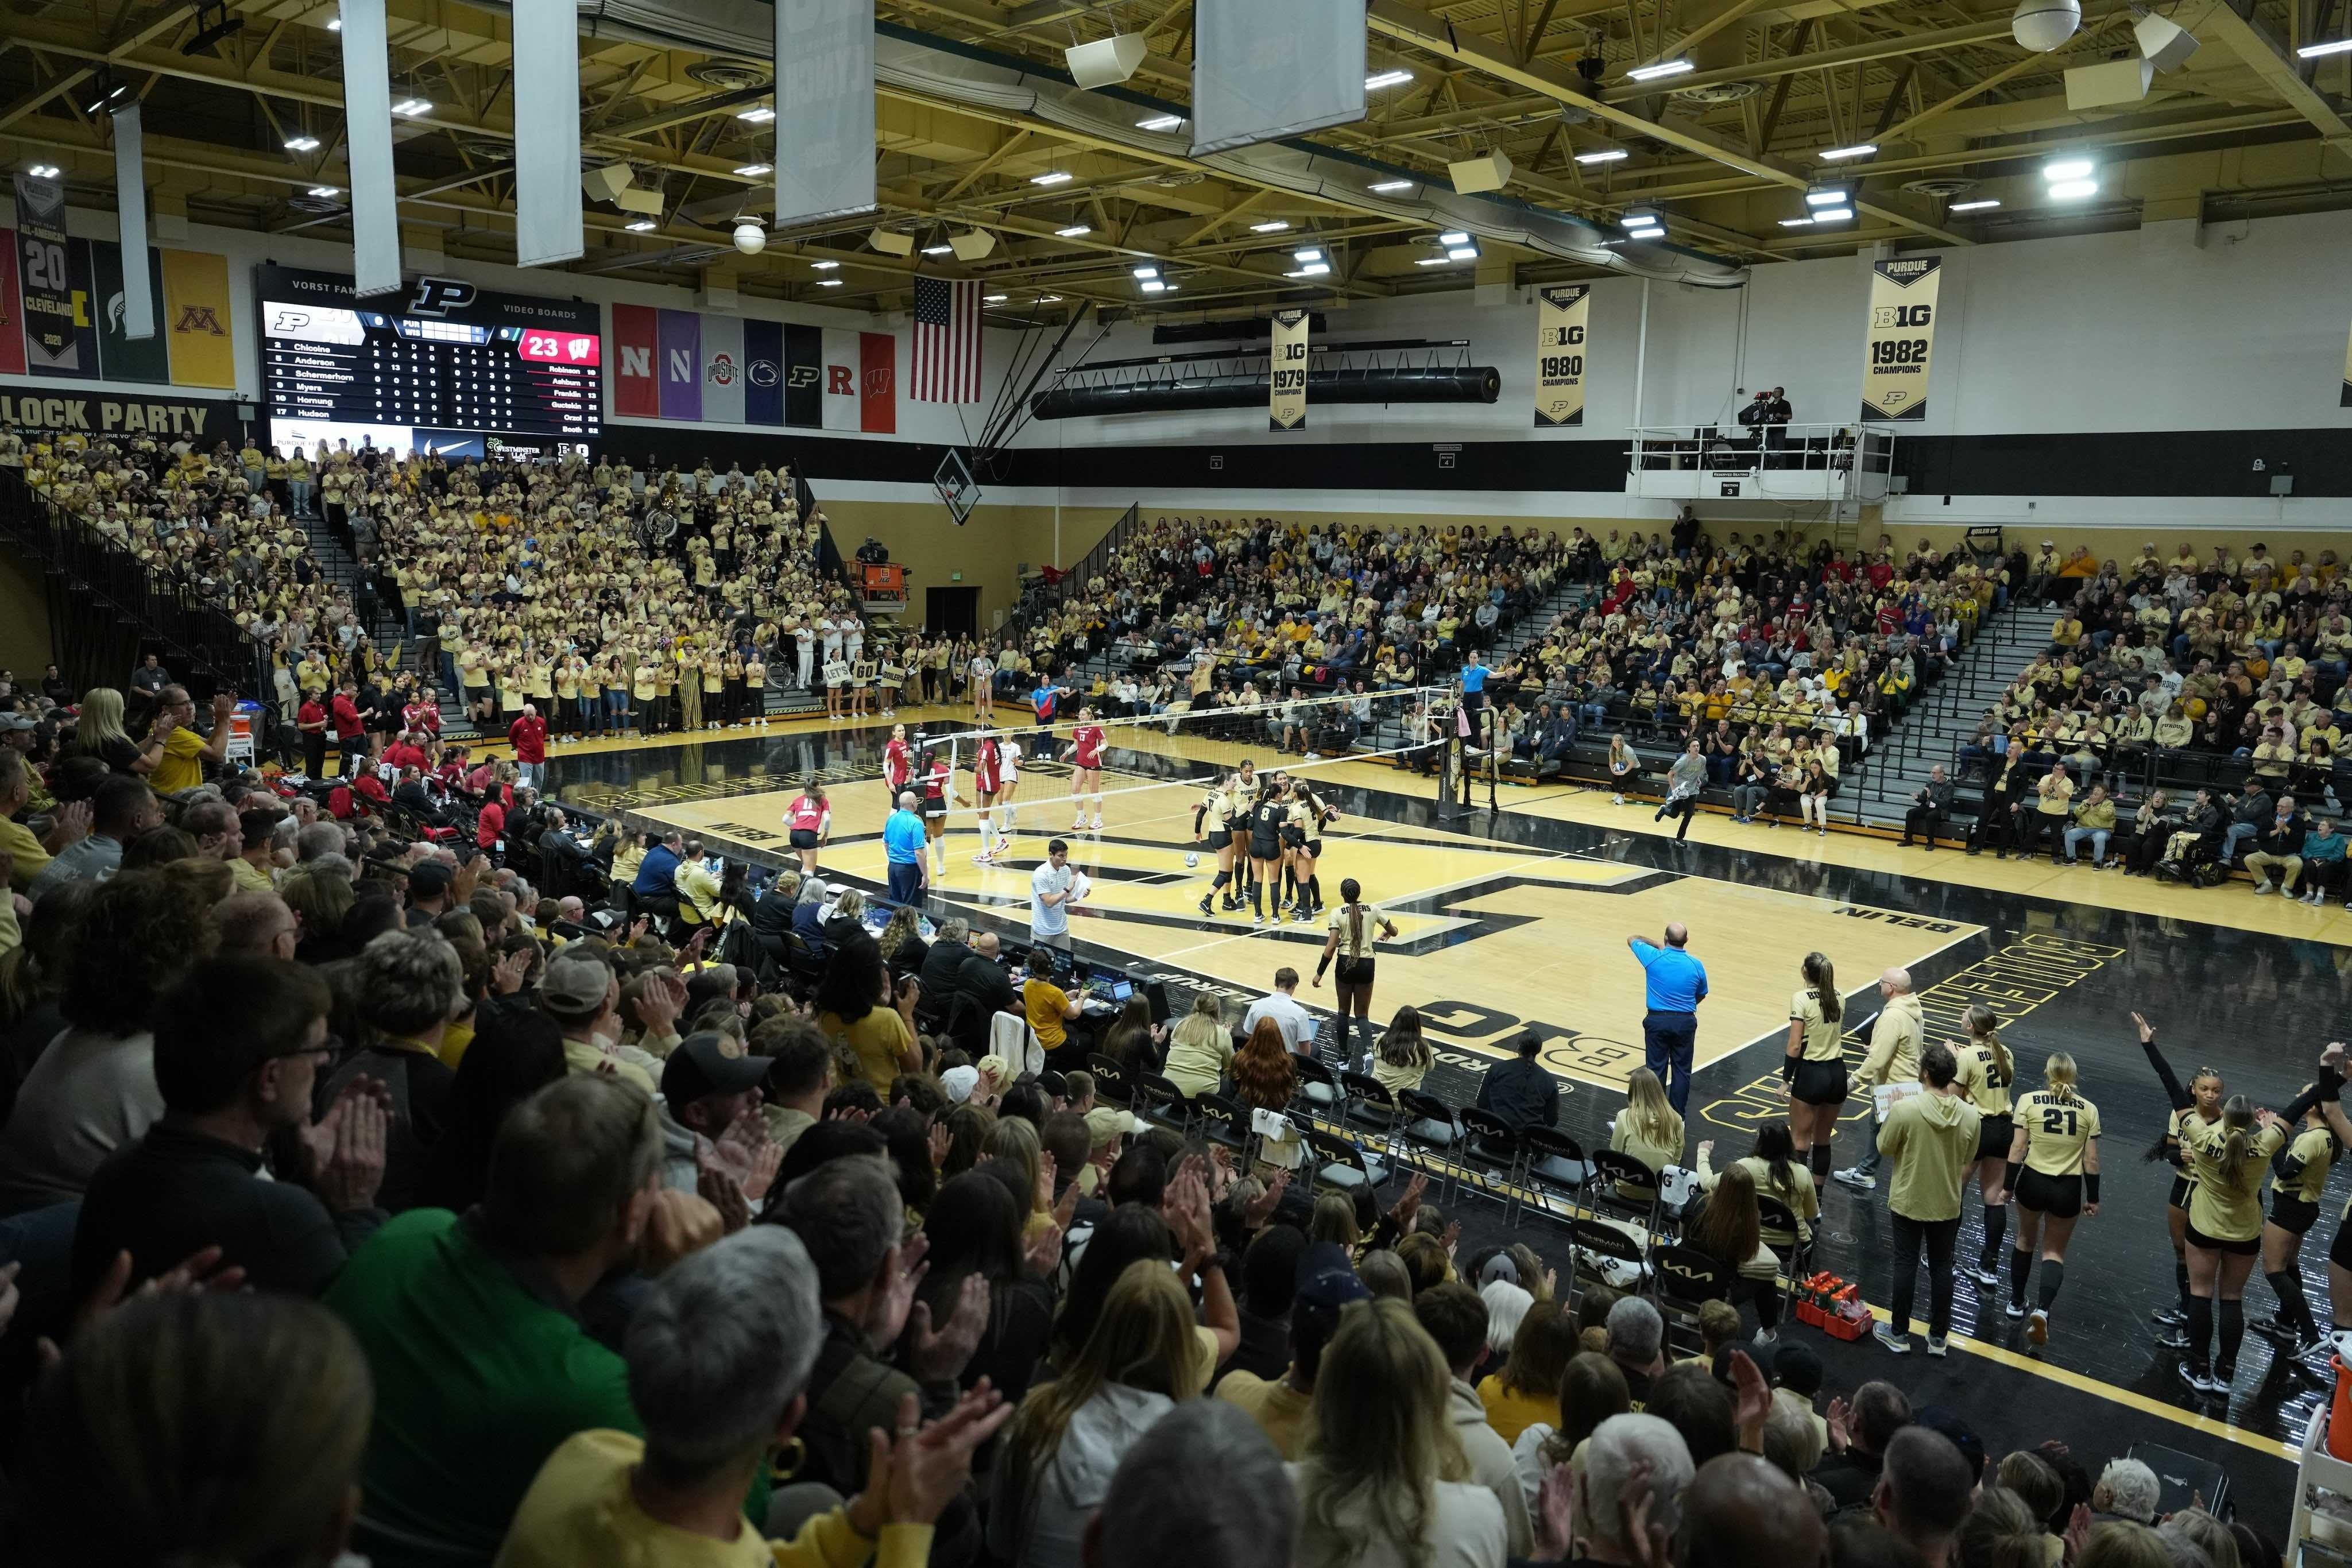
{"left": 1608, "top": 1066, "right": 1685, "bottom": 1205}
{"left": 67, "top": 687, "right": 152, "bottom": 775}
{"left": 1782, "top": 950, "right": 1846, "bottom": 1185}
{"left": 1161, "top": 993, "right": 1233, "bottom": 1099}
{"left": 988, "top": 1260, "right": 1209, "bottom": 1568}
{"left": 1986, "top": 1050, "right": 2105, "bottom": 1350}
{"left": 1291, "top": 1298, "right": 1507, "bottom": 1568}
{"left": 982, "top": 1113, "right": 1058, "bottom": 1243}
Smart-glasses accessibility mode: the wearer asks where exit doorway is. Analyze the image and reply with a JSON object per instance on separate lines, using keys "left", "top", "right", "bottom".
{"left": 926, "top": 586, "right": 980, "bottom": 638}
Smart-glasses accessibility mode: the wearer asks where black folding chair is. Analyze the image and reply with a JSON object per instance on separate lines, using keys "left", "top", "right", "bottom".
{"left": 1567, "top": 1215, "right": 1649, "bottom": 1299}
{"left": 1457, "top": 1107, "right": 1527, "bottom": 1226}
{"left": 1649, "top": 1242, "right": 1736, "bottom": 1354}
{"left": 1086, "top": 1055, "right": 1136, "bottom": 1108}
{"left": 1292, "top": 1052, "right": 1344, "bottom": 1117}
{"left": 1521, "top": 1127, "right": 1592, "bottom": 1228}
{"left": 1342, "top": 1070, "right": 1403, "bottom": 1137}
{"left": 1395, "top": 1090, "right": 1465, "bottom": 1200}
{"left": 1196, "top": 1092, "right": 1254, "bottom": 1157}
{"left": 1756, "top": 1193, "right": 1812, "bottom": 1317}
{"left": 1307, "top": 1126, "right": 1387, "bottom": 1195}
{"left": 1134, "top": 1071, "right": 1197, "bottom": 1139}
{"left": 1587, "top": 1147, "right": 1665, "bottom": 1238}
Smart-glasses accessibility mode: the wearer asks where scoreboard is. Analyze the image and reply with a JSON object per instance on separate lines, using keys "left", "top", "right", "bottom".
{"left": 256, "top": 264, "right": 602, "bottom": 459}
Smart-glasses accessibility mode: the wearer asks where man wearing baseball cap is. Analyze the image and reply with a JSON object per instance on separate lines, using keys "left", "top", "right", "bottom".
{"left": 656, "top": 1032, "right": 771, "bottom": 1194}
{"left": 1214, "top": 1240, "right": 1369, "bottom": 1459}
{"left": 539, "top": 949, "right": 658, "bottom": 1094}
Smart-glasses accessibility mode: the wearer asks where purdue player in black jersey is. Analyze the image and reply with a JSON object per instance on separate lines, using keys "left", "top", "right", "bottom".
{"left": 1987, "top": 1052, "right": 2100, "bottom": 1348}
{"left": 1244, "top": 778, "right": 1290, "bottom": 927}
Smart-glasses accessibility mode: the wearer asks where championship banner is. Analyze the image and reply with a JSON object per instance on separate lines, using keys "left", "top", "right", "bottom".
{"left": 1269, "top": 307, "right": 1310, "bottom": 432}
{"left": 14, "top": 172, "right": 84, "bottom": 374}
{"left": 160, "top": 249, "right": 234, "bottom": 388}
{"left": 2341, "top": 319, "right": 2351, "bottom": 408}
{"left": 1534, "top": 283, "right": 1589, "bottom": 428}
{"left": 1860, "top": 255, "right": 1940, "bottom": 422}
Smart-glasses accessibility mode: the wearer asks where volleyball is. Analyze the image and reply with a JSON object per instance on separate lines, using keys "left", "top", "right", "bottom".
{"left": 1184, "top": 852, "right": 1200, "bottom": 869}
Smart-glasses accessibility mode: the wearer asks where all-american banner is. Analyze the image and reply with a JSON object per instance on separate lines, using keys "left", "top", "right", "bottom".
{"left": 1, "top": 173, "right": 235, "bottom": 388}
{"left": 610, "top": 303, "right": 895, "bottom": 432}
{"left": 1860, "top": 254, "right": 1940, "bottom": 423}
{"left": 1533, "top": 284, "right": 1589, "bottom": 428}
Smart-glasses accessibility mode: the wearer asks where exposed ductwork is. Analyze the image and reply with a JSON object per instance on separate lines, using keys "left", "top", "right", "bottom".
{"left": 521, "top": 0, "right": 1750, "bottom": 289}
{"left": 1031, "top": 364, "right": 1504, "bottom": 419}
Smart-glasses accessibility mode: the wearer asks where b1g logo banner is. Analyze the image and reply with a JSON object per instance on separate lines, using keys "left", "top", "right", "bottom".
{"left": 1268, "top": 307, "right": 1310, "bottom": 432}
{"left": 1860, "top": 255, "right": 1940, "bottom": 423}
{"left": 1534, "top": 283, "right": 1589, "bottom": 428}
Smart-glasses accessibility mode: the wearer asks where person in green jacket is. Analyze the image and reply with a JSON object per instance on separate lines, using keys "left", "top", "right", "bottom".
{"left": 2064, "top": 784, "right": 2118, "bottom": 868}
{"left": 1875, "top": 1043, "right": 1982, "bottom": 1358}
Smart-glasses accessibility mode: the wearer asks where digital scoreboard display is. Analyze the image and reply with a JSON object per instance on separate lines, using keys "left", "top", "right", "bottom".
{"left": 256, "top": 263, "right": 602, "bottom": 459}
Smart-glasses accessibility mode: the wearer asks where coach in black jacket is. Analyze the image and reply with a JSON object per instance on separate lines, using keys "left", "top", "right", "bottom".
{"left": 1901, "top": 766, "right": 1956, "bottom": 850}
{"left": 1476, "top": 1035, "right": 1560, "bottom": 1132}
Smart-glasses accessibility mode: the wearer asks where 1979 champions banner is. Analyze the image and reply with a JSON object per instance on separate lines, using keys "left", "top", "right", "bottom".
{"left": 1860, "top": 255, "right": 1941, "bottom": 423}
{"left": 1534, "top": 284, "right": 1589, "bottom": 428}
{"left": 1268, "top": 307, "right": 1310, "bottom": 432}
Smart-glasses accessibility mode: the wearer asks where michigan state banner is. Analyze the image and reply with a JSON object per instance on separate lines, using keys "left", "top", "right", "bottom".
{"left": 1534, "top": 284, "right": 1589, "bottom": 427}
{"left": 1860, "top": 255, "right": 1941, "bottom": 422}
{"left": 1268, "top": 307, "right": 1310, "bottom": 432}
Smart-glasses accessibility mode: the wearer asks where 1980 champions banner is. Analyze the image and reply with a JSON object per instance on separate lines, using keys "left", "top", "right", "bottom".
{"left": 1860, "top": 255, "right": 1941, "bottom": 422}
{"left": 1534, "top": 284, "right": 1589, "bottom": 428}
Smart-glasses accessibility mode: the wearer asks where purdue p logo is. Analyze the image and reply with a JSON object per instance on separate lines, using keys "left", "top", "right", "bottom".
{"left": 175, "top": 304, "right": 226, "bottom": 336}
{"left": 408, "top": 277, "right": 476, "bottom": 316}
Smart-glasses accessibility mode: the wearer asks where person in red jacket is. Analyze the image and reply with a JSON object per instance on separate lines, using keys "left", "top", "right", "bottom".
{"left": 330, "top": 679, "right": 366, "bottom": 779}
{"left": 382, "top": 731, "right": 431, "bottom": 776}
{"left": 509, "top": 703, "right": 549, "bottom": 791}
{"left": 297, "top": 695, "right": 330, "bottom": 778}
{"left": 477, "top": 792, "right": 506, "bottom": 855}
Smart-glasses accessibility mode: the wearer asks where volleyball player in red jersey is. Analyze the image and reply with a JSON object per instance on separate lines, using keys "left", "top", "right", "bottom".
{"left": 919, "top": 747, "right": 957, "bottom": 878}
{"left": 783, "top": 777, "right": 830, "bottom": 877}
{"left": 881, "top": 724, "right": 914, "bottom": 797}
{"left": 1064, "top": 706, "right": 1107, "bottom": 832}
{"left": 972, "top": 734, "right": 1004, "bottom": 864}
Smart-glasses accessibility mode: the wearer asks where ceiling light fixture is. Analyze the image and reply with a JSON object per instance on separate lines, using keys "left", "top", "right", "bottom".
{"left": 1368, "top": 179, "right": 1415, "bottom": 193}
{"left": 26, "top": 162, "right": 61, "bottom": 178}
{"left": 1140, "top": 278, "right": 1168, "bottom": 292}
{"left": 1804, "top": 187, "right": 1849, "bottom": 206}
{"left": 1056, "top": 224, "right": 1093, "bottom": 237}
{"left": 1446, "top": 245, "right": 1480, "bottom": 260}
{"left": 390, "top": 97, "right": 432, "bottom": 117}
{"left": 1625, "top": 59, "right": 1693, "bottom": 80}
{"left": 922, "top": 244, "right": 954, "bottom": 255}
{"left": 1031, "top": 171, "right": 1074, "bottom": 185}
{"left": 625, "top": 219, "right": 656, "bottom": 231}
{"left": 1437, "top": 230, "right": 1471, "bottom": 245}
{"left": 1811, "top": 206, "right": 1855, "bottom": 221}
{"left": 817, "top": 278, "right": 842, "bottom": 287}
{"left": 1294, "top": 246, "right": 1325, "bottom": 261}
{"left": 2298, "top": 36, "right": 2352, "bottom": 55}
{"left": 308, "top": 184, "right": 341, "bottom": 197}
{"left": 1415, "top": 257, "right": 1456, "bottom": 265}
{"left": 1948, "top": 198, "right": 2001, "bottom": 212}
{"left": 2047, "top": 179, "right": 2099, "bottom": 200}
{"left": 1574, "top": 148, "right": 1630, "bottom": 164}
{"left": 1778, "top": 216, "right": 1817, "bottom": 227}
{"left": 284, "top": 135, "right": 320, "bottom": 152}
{"left": 1365, "top": 68, "right": 1414, "bottom": 89}
{"left": 810, "top": 260, "right": 841, "bottom": 270}
{"left": 1136, "top": 113, "right": 1185, "bottom": 131}
{"left": 736, "top": 106, "right": 775, "bottom": 123}
{"left": 983, "top": 293, "right": 1008, "bottom": 302}
{"left": 1039, "top": 294, "right": 1062, "bottom": 302}
{"left": 1132, "top": 264, "right": 1159, "bottom": 279}
{"left": 1820, "top": 142, "right": 1878, "bottom": 161}
{"left": 2042, "top": 157, "right": 2094, "bottom": 181}
{"left": 1248, "top": 220, "right": 1291, "bottom": 233}
{"left": 733, "top": 162, "right": 772, "bottom": 176}
{"left": 326, "top": 16, "right": 340, "bottom": 28}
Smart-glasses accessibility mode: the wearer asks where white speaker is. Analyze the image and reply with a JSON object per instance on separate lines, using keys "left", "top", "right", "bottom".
{"left": 1065, "top": 34, "right": 1148, "bottom": 89}
{"left": 581, "top": 164, "right": 633, "bottom": 202}
{"left": 2133, "top": 12, "right": 2200, "bottom": 71}
{"left": 1449, "top": 152, "right": 1515, "bottom": 195}
{"left": 949, "top": 230, "right": 997, "bottom": 260}
{"left": 614, "top": 187, "right": 664, "bottom": 215}
{"left": 2064, "top": 55, "right": 2152, "bottom": 109}
{"left": 871, "top": 229, "right": 914, "bottom": 256}
{"left": 2012, "top": 0, "right": 2081, "bottom": 52}
{"left": 733, "top": 222, "right": 767, "bottom": 256}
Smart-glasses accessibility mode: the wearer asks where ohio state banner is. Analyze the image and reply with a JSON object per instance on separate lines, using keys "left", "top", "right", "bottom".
{"left": 1268, "top": 307, "right": 1309, "bottom": 431}
{"left": 1534, "top": 283, "right": 1589, "bottom": 428}
{"left": 1860, "top": 255, "right": 1940, "bottom": 422}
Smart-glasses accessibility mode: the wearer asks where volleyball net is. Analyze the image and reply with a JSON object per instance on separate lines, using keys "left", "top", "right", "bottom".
{"left": 912, "top": 684, "right": 1456, "bottom": 844}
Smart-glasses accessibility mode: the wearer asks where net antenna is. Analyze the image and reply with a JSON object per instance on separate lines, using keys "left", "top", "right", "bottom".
{"left": 914, "top": 685, "right": 1452, "bottom": 843}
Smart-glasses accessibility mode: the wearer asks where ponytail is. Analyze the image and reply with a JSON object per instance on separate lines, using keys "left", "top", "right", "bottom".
{"left": 2215, "top": 1095, "right": 2256, "bottom": 1189}
{"left": 1341, "top": 877, "right": 1365, "bottom": 955}
{"left": 1967, "top": 1003, "right": 2013, "bottom": 1084}
{"left": 1803, "top": 951, "right": 1842, "bottom": 1024}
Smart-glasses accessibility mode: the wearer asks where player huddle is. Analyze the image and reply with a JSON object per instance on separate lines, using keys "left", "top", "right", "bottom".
{"left": 1192, "top": 762, "right": 1341, "bottom": 927}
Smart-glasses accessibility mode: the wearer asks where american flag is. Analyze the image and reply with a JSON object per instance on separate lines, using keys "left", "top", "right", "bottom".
{"left": 911, "top": 276, "right": 982, "bottom": 404}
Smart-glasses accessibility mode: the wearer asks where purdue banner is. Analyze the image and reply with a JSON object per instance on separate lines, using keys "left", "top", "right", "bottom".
{"left": 1268, "top": 308, "right": 1310, "bottom": 432}
{"left": 1534, "top": 284, "right": 1589, "bottom": 428}
{"left": 1860, "top": 255, "right": 1941, "bottom": 422}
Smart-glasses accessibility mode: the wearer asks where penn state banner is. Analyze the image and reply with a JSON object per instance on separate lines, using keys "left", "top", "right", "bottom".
{"left": 1268, "top": 307, "right": 1310, "bottom": 432}
{"left": 1534, "top": 284, "right": 1589, "bottom": 428}
{"left": 1860, "top": 255, "right": 1941, "bottom": 423}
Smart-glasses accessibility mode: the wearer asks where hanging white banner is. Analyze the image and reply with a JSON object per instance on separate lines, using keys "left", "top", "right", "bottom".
{"left": 1534, "top": 283, "right": 1588, "bottom": 428}
{"left": 1192, "top": 0, "right": 1367, "bottom": 155}
{"left": 341, "top": 0, "right": 401, "bottom": 297}
{"left": 512, "top": 0, "right": 583, "bottom": 267}
{"left": 773, "top": 0, "right": 878, "bottom": 227}
{"left": 1269, "top": 307, "right": 1310, "bottom": 431}
{"left": 111, "top": 105, "right": 154, "bottom": 338}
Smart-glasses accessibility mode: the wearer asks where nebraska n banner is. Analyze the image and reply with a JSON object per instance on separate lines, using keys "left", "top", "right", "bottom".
{"left": 1860, "top": 255, "right": 1941, "bottom": 423}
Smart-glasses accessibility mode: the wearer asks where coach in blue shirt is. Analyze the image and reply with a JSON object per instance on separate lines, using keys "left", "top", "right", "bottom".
{"left": 883, "top": 790, "right": 929, "bottom": 905}
{"left": 1628, "top": 923, "right": 1708, "bottom": 1114}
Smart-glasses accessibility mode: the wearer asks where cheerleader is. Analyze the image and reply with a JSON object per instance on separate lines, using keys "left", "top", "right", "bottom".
{"left": 1286, "top": 782, "right": 1341, "bottom": 923}
{"left": 2148, "top": 1062, "right": 2226, "bottom": 1341}
{"left": 1064, "top": 706, "right": 1107, "bottom": 832}
{"left": 2250, "top": 1089, "right": 2340, "bottom": 1358}
{"left": 971, "top": 734, "right": 1005, "bottom": 864}
{"left": 849, "top": 651, "right": 877, "bottom": 721}
{"left": 1989, "top": 1052, "right": 2101, "bottom": 1348}
{"left": 881, "top": 725, "right": 915, "bottom": 799}
{"left": 919, "top": 746, "right": 957, "bottom": 878}
{"left": 877, "top": 651, "right": 900, "bottom": 719}
{"left": 1952, "top": 1004, "right": 2018, "bottom": 1287}
{"left": 1194, "top": 773, "right": 1240, "bottom": 916}
{"left": 822, "top": 651, "right": 848, "bottom": 722}
{"left": 783, "top": 777, "right": 830, "bottom": 877}
{"left": 1782, "top": 951, "right": 1847, "bottom": 1189}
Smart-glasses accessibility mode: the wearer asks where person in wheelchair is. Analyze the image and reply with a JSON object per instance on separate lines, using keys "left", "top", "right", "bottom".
{"left": 2154, "top": 787, "right": 2227, "bottom": 884}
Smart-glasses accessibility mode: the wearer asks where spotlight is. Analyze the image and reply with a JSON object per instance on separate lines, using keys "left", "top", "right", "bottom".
{"left": 1811, "top": 206, "right": 1854, "bottom": 221}
{"left": 2046, "top": 179, "right": 2099, "bottom": 200}
{"left": 2042, "top": 157, "right": 2094, "bottom": 181}
{"left": 26, "top": 163, "right": 61, "bottom": 179}
{"left": 1805, "top": 186, "right": 1850, "bottom": 206}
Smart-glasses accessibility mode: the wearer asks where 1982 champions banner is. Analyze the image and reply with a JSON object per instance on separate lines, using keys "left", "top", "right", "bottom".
{"left": 1534, "top": 284, "right": 1589, "bottom": 428}
{"left": 1860, "top": 255, "right": 1941, "bottom": 423}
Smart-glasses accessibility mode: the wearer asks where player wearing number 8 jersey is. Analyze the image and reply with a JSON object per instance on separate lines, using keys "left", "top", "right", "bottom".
{"left": 1951, "top": 1004, "right": 2017, "bottom": 1287}
{"left": 1993, "top": 1055, "right": 2101, "bottom": 1346}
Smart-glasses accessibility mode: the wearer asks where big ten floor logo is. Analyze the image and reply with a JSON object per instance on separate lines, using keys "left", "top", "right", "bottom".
{"left": 1416, "top": 1000, "right": 1641, "bottom": 1083}
{"left": 1700, "top": 1073, "right": 1874, "bottom": 1134}
{"left": 702, "top": 819, "right": 780, "bottom": 843}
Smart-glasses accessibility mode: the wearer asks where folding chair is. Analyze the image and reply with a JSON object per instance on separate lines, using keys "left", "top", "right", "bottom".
{"left": 1341, "top": 1070, "right": 1403, "bottom": 1137}
{"left": 1134, "top": 1071, "right": 1197, "bottom": 1139}
{"left": 1395, "top": 1090, "right": 1465, "bottom": 1200}
{"left": 1649, "top": 1242, "right": 1736, "bottom": 1355}
{"left": 1587, "top": 1148, "right": 1664, "bottom": 1237}
{"left": 1521, "top": 1127, "right": 1592, "bottom": 1228}
{"left": 1292, "top": 1053, "right": 1344, "bottom": 1117}
{"left": 1196, "top": 1092, "right": 1254, "bottom": 1157}
{"left": 1086, "top": 1055, "right": 1135, "bottom": 1108}
{"left": 1457, "top": 1107, "right": 1527, "bottom": 1227}
{"left": 1567, "top": 1215, "right": 1649, "bottom": 1299}
{"left": 1307, "top": 1126, "right": 1387, "bottom": 1195}
{"left": 1755, "top": 1194, "right": 1812, "bottom": 1318}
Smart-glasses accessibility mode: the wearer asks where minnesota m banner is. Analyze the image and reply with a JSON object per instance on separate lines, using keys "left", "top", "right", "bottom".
{"left": 1534, "top": 284, "right": 1589, "bottom": 428}
{"left": 1268, "top": 308, "right": 1310, "bottom": 431}
{"left": 1860, "top": 255, "right": 1941, "bottom": 422}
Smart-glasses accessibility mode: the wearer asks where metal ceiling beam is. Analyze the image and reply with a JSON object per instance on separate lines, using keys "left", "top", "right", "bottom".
{"left": 1365, "top": 0, "right": 1968, "bottom": 245}
{"left": 2174, "top": 0, "right": 2352, "bottom": 157}
{"left": 0, "top": 1, "right": 203, "bottom": 131}
{"left": 1600, "top": 18, "right": 2018, "bottom": 103}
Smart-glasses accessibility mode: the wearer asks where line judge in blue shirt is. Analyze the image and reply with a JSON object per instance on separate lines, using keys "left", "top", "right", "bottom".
{"left": 1628, "top": 923, "right": 1707, "bottom": 1114}
{"left": 1457, "top": 659, "right": 1494, "bottom": 744}
{"left": 882, "top": 789, "right": 929, "bottom": 905}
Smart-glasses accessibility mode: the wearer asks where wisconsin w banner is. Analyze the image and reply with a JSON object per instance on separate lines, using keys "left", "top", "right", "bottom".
{"left": 1268, "top": 307, "right": 1310, "bottom": 432}
{"left": 1534, "top": 284, "right": 1589, "bottom": 428}
{"left": 1860, "top": 255, "right": 1940, "bottom": 422}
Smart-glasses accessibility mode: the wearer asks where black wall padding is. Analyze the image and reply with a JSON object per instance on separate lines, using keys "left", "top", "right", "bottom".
{"left": 1029, "top": 365, "right": 1502, "bottom": 420}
